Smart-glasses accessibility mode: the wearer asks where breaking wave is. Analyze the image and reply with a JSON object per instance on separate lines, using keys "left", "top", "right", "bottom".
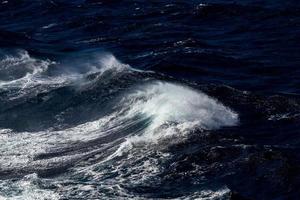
{"left": 0, "top": 50, "right": 239, "bottom": 199}
{"left": 0, "top": 50, "right": 133, "bottom": 100}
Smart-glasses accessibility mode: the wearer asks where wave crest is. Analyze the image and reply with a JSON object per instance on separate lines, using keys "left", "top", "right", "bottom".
{"left": 109, "top": 81, "right": 239, "bottom": 157}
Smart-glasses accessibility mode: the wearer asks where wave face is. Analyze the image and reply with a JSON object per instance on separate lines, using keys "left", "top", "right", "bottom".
{"left": 1, "top": 1, "right": 300, "bottom": 199}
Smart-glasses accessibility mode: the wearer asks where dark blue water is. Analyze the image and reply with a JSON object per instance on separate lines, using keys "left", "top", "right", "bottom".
{"left": 0, "top": 0, "right": 300, "bottom": 199}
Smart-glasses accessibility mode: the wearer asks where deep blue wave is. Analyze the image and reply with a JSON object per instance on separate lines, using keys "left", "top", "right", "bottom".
{"left": 0, "top": 0, "right": 300, "bottom": 199}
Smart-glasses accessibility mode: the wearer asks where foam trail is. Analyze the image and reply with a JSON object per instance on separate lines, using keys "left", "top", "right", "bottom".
{"left": 0, "top": 113, "right": 120, "bottom": 170}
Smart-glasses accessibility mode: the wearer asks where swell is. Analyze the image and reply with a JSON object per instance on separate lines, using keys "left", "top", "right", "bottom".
{"left": 0, "top": 51, "right": 238, "bottom": 179}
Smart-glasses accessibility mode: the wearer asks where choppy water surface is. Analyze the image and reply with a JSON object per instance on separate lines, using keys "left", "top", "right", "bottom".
{"left": 0, "top": 1, "right": 300, "bottom": 199}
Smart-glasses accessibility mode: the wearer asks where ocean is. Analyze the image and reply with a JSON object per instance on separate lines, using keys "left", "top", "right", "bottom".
{"left": 0, "top": 0, "right": 300, "bottom": 199}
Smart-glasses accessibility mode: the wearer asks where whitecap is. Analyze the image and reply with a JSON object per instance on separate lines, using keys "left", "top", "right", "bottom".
{"left": 0, "top": 50, "right": 139, "bottom": 99}
{"left": 110, "top": 81, "right": 239, "bottom": 157}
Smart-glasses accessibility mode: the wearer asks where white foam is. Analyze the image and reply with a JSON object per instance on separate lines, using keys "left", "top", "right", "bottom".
{"left": 0, "top": 50, "right": 60, "bottom": 99}
{"left": 42, "top": 23, "right": 57, "bottom": 29}
{"left": 184, "top": 187, "right": 231, "bottom": 200}
{"left": 0, "top": 50, "right": 51, "bottom": 86}
{"left": 78, "top": 53, "right": 152, "bottom": 79}
{"left": 132, "top": 82, "right": 237, "bottom": 129}
{"left": 95, "top": 53, "right": 129, "bottom": 74}
{"left": 268, "top": 112, "right": 300, "bottom": 121}
{"left": 0, "top": 112, "right": 121, "bottom": 170}
{"left": 0, "top": 173, "right": 59, "bottom": 200}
